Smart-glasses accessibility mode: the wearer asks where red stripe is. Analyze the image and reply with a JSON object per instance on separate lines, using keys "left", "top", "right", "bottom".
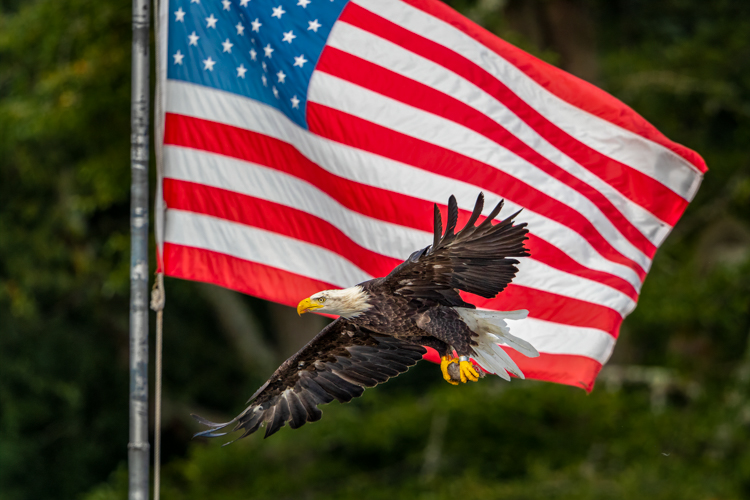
{"left": 317, "top": 46, "right": 658, "bottom": 258}
{"left": 421, "top": 346, "right": 600, "bottom": 392}
{"left": 509, "top": 350, "right": 602, "bottom": 392}
{"left": 338, "top": 3, "right": 693, "bottom": 224}
{"left": 166, "top": 242, "right": 601, "bottom": 391}
{"left": 164, "top": 242, "right": 334, "bottom": 306}
{"left": 306, "top": 103, "right": 648, "bottom": 280}
{"left": 395, "top": 0, "right": 707, "bottom": 175}
{"left": 164, "top": 112, "right": 640, "bottom": 299}
{"left": 163, "top": 177, "right": 625, "bottom": 333}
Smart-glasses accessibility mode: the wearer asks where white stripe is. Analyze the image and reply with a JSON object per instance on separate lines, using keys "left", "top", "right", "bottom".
{"left": 165, "top": 80, "right": 644, "bottom": 292}
{"left": 514, "top": 260, "right": 632, "bottom": 317}
{"left": 166, "top": 146, "right": 635, "bottom": 312}
{"left": 327, "top": 21, "right": 672, "bottom": 247}
{"left": 353, "top": 0, "right": 703, "bottom": 201}
{"left": 506, "top": 317, "right": 615, "bottom": 363}
{"left": 165, "top": 209, "right": 372, "bottom": 287}
{"left": 165, "top": 146, "right": 425, "bottom": 260}
{"left": 308, "top": 71, "right": 652, "bottom": 273}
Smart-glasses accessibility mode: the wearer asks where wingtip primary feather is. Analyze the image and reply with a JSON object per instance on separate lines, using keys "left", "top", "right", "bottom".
{"left": 477, "top": 198, "right": 505, "bottom": 230}
{"left": 191, "top": 414, "right": 237, "bottom": 438}
{"left": 444, "top": 195, "right": 459, "bottom": 238}
{"left": 468, "top": 192, "right": 485, "bottom": 228}
{"left": 432, "top": 203, "right": 442, "bottom": 251}
{"left": 191, "top": 413, "right": 234, "bottom": 428}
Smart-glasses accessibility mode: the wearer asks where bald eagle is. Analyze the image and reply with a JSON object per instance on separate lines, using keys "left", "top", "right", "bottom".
{"left": 194, "top": 193, "right": 538, "bottom": 440}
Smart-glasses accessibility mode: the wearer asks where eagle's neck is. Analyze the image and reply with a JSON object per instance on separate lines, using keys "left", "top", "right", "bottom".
{"left": 332, "top": 286, "right": 372, "bottom": 318}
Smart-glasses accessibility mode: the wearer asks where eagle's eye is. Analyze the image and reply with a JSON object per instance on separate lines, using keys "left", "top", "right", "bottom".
{"left": 317, "top": 297, "right": 326, "bottom": 303}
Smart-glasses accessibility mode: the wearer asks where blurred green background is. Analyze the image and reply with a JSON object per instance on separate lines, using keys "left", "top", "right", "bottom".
{"left": 2, "top": 0, "right": 750, "bottom": 498}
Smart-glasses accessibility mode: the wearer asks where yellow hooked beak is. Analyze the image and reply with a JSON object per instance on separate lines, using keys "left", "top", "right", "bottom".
{"left": 297, "top": 297, "right": 323, "bottom": 316}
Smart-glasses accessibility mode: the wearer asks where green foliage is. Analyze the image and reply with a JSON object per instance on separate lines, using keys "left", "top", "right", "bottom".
{"left": 85, "top": 373, "right": 744, "bottom": 499}
{"left": 597, "top": 1, "right": 750, "bottom": 215}
{"left": 1, "top": 314, "right": 129, "bottom": 500}
{"left": 0, "top": 0, "right": 133, "bottom": 316}
{"left": 0, "top": 1, "right": 135, "bottom": 498}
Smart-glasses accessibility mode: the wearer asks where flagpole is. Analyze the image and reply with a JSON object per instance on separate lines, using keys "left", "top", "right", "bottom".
{"left": 129, "top": 0, "right": 151, "bottom": 496}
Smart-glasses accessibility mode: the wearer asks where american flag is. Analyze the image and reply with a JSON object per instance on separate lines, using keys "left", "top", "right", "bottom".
{"left": 154, "top": 0, "right": 706, "bottom": 391}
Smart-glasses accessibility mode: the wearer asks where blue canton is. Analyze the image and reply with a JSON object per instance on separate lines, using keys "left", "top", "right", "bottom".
{"left": 168, "top": 0, "right": 349, "bottom": 128}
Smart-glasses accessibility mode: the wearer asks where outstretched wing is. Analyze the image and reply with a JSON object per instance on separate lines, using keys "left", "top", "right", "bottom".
{"left": 193, "top": 319, "right": 426, "bottom": 440}
{"left": 383, "top": 193, "right": 529, "bottom": 307}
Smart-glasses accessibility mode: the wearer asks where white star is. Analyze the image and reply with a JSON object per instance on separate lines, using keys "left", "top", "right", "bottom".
{"left": 251, "top": 18, "right": 261, "bottom": 32}
{"left": 277, "top": 70, "right": 286, "bottom": 83}
{"left": 298, "top": 0, "right": 311, "bottom": 7}
{"left": 188, "top": 31, "right": 199, "bottom": 46}
{"left": 222, "top": 0, "right": 231, "bottom": 10}
{"left": 293, "top": 54, "right": 308, "bottom": 67}
{"left": 282, "top": 30, "right": 296, "bottom": 43}
{"left": 236, "top": 22, "right": 245, "bottom": 35}
{"left": 240, "top": 0, "right": 250, "bottom": 5}
{"left": 272, "top": 86, "right": 279, "bottom": 98}
{"left": 249, "top": 48, "right": 257, "bottom": 60}
{"left": 222, "top": 39, "right": 234, "bottom": 53}
{"left": 206, "top": 14, "right": 217, "bottom": 28}
{"left": 237, "top": 64, "right": 247, "bottom": 78}
{"left": 190, "top": 0, "right": 199, "bottom": 3}
{"left": 261, "top": 75, "right": 267, "bottom": 86}
{"left": 290, "top": 95, "right": 300, "bottom": 108}
{"left": 263, "top": 44, "right": 274, "bottom": 58}
{"left": 174, "top": 8, "right": 186, "bottom": 22}
{"left": 173, "top": 50, "right": 184, "bottom": 65}
{"left": 203, "top": 57, "right": 216, "bottom": 71}
{"left": 308, "top": 19, "right": 321, "bottom": 32}
{"left": 271, "top": 5, "right": 285, "bottom": 18}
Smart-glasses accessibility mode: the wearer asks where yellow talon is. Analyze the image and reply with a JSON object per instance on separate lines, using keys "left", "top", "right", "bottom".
{"left": 440, "top": 355, "right": 459, "bottom": 386}
{"left": 459, "top": 359, "right": 480, "bottom": 383}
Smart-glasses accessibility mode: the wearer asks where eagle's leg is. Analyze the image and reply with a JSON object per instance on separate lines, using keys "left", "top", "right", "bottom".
{"left": 417, "top": 309, "right": 481, "bottom": 385}
{"left": 413, "top": 336, "right": 460, "bottom": 385}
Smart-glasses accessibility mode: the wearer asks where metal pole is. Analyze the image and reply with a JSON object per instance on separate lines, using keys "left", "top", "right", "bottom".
{"left": 129, "top": 0, "right": 151, "bottom": 496}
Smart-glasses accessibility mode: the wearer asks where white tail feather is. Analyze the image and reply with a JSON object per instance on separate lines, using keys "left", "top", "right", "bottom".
{"left": 455, "top": 308, "right": 539, "bottom": 380}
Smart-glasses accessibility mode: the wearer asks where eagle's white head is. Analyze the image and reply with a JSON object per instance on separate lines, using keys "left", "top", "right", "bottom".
{"left": 296, "top": 286, "right": 371, "bottom": 319}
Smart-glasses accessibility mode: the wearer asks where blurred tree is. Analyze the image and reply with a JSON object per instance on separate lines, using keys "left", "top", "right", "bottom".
{"left": 84, "top": 375, "right": 743, "bottom": 500}
{"left": 0, "top": 1, "right": 134, "bottom": 498}
{"left": 504, "top": 0, "right": 600, "bottom": 83}
{"left": 0, "top": 1, "right": 261, "bottom": 498}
